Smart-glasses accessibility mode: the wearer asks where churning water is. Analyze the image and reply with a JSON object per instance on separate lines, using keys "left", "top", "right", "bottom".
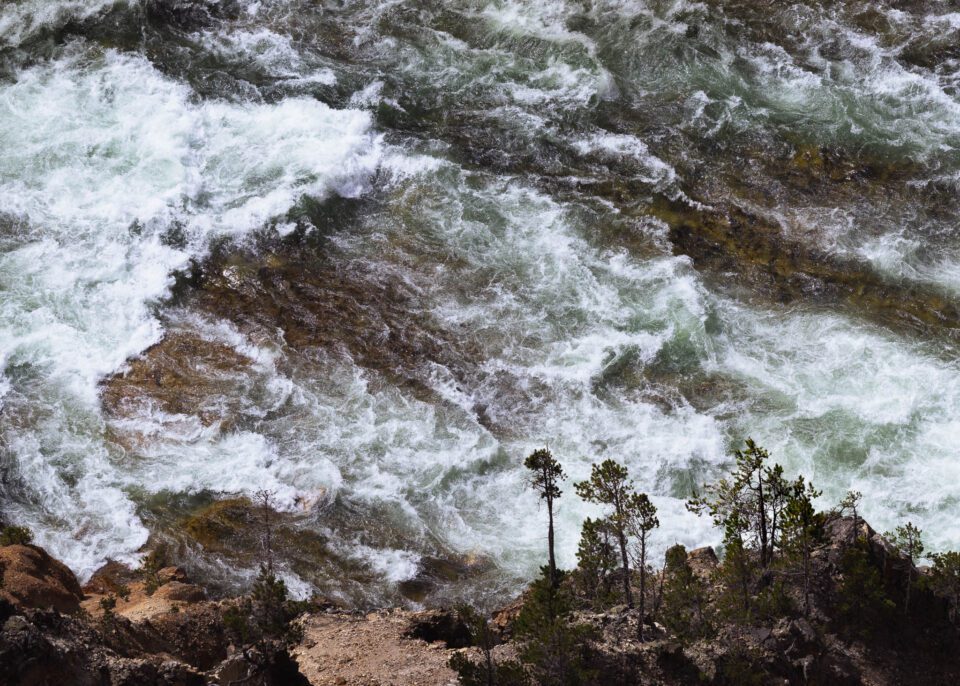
{"left": 2, "top": 0, "right": 960, "bottom": 605}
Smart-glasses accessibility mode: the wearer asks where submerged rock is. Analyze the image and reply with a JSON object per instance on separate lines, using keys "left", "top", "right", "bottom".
{"left": 101, "top": 331, "right": 255, "bottom": 433}
{"left": 181, "top": 497, "right": 257, "bottom": 553}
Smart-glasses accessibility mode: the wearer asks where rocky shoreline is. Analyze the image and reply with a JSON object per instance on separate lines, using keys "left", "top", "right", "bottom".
{"left": 2, "top": 510, "right": 959, "bottom": 685}
{"left": 0, "top": 540, "right": 462, "bottom": 686}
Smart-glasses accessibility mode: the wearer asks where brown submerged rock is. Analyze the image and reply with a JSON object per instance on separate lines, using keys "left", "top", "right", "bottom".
{"left": 181, "top": 497, "right": 257, "bottom": 553}
{"left": 177, "top": 496, "right": 334, "bottom": 569}
{"left": 99, "top": 235, "right": 483, "bottom": 445}
{"left": 101, "top": 330, "right": 255, "bottom": 431}
{"left": 188, "top": 242, "right": 476, "bottom": 402}
{"left": 651, "top": 194, "right": 960, "bottom": 339}
{"left": 0, "top": 544, "right": 84, "bottom": 613}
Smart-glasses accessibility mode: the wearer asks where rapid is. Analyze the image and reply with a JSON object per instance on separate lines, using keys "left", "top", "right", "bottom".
{"left": 1, "top": 0, "right": 959, "bottom": 606}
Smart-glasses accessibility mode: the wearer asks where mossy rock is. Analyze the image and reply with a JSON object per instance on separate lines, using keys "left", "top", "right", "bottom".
{"left": 179, "top": 496, "right": 336, "bottom": 572}
{"left": 182, "top": 498, "right": 255, "bottom": 552}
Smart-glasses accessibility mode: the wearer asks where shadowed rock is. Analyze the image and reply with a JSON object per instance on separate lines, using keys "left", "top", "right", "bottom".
{"left": 0, "top": 545, "right": 84, "bottom": 613}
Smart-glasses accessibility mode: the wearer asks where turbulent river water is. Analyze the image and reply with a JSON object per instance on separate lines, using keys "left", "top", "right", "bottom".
{"left": 2, "top": 0, "right": 960, "bottom": 607}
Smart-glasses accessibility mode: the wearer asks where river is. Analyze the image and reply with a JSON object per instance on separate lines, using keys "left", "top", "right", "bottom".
{"left": 1, "top": 0, "right": 959, "bottom": 607}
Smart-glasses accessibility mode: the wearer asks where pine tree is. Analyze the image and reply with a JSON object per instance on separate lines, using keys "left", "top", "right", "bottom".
{"left": 136, "top": 548, "right": 168, "bottom": 596}
{"left": 688, "top": 459, "right": 755, "bottom": 620}
{"left": 660, "top": 545, "right": 710, "bottom": 639}
{"left": 688, "top": 439, "right": 784, "bottom": 568}
{"left": 628, "top": 493, "right": 659, "bottom": 640}
{"left": 885, "top": 522, "right": 924, "bottom": 616}
{"left": 515, "top": 569, "right": 595, "bottom": 686}
{"left": 525, "top": 448, "right": 566, "bottom": 588}
{"left": 765, "top": 463, "right": 792, "bottom": 558}
{"left": 780, "top": 476, "right": 824, "bottom": 617}
{"left": 929, "top": 551, "right": 960, "bottom": 626}
{"left": 839, "top": 490, "right": 863, "bottom": 545}
{"left": 574, "top": 517, "right": 618, "bottom": 609}
{"left": 715, "top": 530, "right": 754, "bottom": 622}
{"left": 255, "top": 489, "right": 276, "bottom": 572}
{"left": 835, "top": 538, "right": 895, "bottom": 639}
{"left": 687, "top": 439, "right": 800, "bottom": 624}
{"left": 575, "top": 460, "right": 636, "bottom": 607}
{"left": 733, "top": 440, "right": 776, "bottom": 566}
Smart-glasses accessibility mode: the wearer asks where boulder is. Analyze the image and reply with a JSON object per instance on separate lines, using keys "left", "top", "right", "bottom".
{"left": 210, "top": 642, "right": 309, "bottom": 686}
{"left": 490, "top": 593, "right": 526, "bottom": 638}
{"left": 0, "top": 545, "right": 83, "bottom": 613}
{"left": 405, "top": 609, "right": 472, "bottom": 648}
{"left": 158, "top": 566, "right": 189, "bottom": 585}
{"left": 688, "top": 546, "right": 719, "bottom": 580}
{"left": 83, "top": 559, "right": 139, "bottom": 595}
{"left": 155, "top": 581, "right": 206, "bottom": 603}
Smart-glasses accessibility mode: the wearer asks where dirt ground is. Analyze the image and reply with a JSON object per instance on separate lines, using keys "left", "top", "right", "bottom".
{"left": 292, "top": 609, "right": 461, "bottom": 686}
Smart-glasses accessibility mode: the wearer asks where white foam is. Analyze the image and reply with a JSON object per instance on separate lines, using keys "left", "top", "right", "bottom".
{"left": 199, "top": 28, "right": 338, "bottom": 86}
{"left": 348, "top": 544, "right": 422, "bottom": 584}
{"left": 708, "top": 297, "right": 960, "bottom": 555}
{"left": 475, "top": 0, "right": 601, "bottom": 56}
{"left": 0, "top": 0, "right": 123, "bottom": 47}
{"left": 0, "top": 44, "right": 379, "bottom": 578}
{"left": 570, "top": 131, "right": 679, "bottom": 188}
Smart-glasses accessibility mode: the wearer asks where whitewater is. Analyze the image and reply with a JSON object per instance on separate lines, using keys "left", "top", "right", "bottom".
{"left": 1, "top": 0, "right": 960, "bottom": 606}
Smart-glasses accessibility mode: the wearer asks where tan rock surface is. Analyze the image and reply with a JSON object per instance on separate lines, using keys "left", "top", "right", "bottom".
{"left": 80, "top": 566, "right": 206, "bottom": 622}
{"left": 293, "top": 610, "right": 459, "bottom": 686}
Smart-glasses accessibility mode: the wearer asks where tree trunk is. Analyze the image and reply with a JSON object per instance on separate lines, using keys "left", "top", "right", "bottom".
{"left": 638, "top": 537, "right": 647, "bottom": 641}
{"left": 757, "top": 473, "right": 768, "bottom": 567}
{"left": 654, "top": 564, "right": 666, "bottom": 620}
{"left": 483, "top": 628, "right": 494, "bottom": 686}
{"left": 547, "top": 494, "right": 557, "bottom": 588}
{"left": 905, "top": 564, "right": 912, "bottom": 616}
{"left": 617, "top": 529, "right": 633, "bottom": 608}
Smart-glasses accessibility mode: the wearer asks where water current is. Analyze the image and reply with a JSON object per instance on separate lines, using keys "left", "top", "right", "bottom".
{"left": 2, "top": 0, "right": 960, "bottom": 606}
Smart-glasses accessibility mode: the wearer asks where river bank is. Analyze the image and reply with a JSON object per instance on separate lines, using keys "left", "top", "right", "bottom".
{"left": 2, "top": 507, "right": 959, "bottom": 685}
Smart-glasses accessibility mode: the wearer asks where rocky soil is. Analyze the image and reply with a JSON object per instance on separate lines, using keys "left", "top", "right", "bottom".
{"left": 0, "top": 542, "right": 467, "bottom": 686}
{"left": 293, "top": 610, "right": 459, "bottom": 686}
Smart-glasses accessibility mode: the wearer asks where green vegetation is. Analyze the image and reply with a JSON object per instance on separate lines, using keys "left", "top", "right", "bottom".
{"left": 98, "top": 584, "right": 130, "bottom": 630}
{"left": 628, "top": 492, "right": 658, "bottom": 641}
{"left": 524, "top": 448, "right": 566, "bottom": 589}
{"left": 838, "top": 490, "right": 863, "bottom": 544}
{"left": 0, "top": 525, "right": 34, "bottom": 546}
{"left": 929, "top": 551, "right": 960, "bottom": 625}
{"left": 514, "top": 569, "right": 596, "bottom": 686}
{"left": 449, "top": 440, "right": 960, "bottom": 685}
{"left": 779, "top": 476, "right": 824, "bottom": 617}
{"left": 136, "top": 548, "right": 168, "bottom": 596}
{"left": 834, "top": 539, "right": 895, "bottom": 639}
{"left": 98, "top": 595, "right": 118, "bottom": 624}
{"left": 659, "top": 545, "right": 710, "bottom": 639}
{"left": 574, "top": 459, "right": 654, "bottom": 609}
{"left": 223, "top": 489, "right": 308, "bottom": 650}
{"left": 885, "top": 522, "right": 924, "bottom": 616}
{"left": 572, "top": 517, "right": 617, "bottom": 609}
{"left": 224, "top": 566, "right": 306, "bottom": 648}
